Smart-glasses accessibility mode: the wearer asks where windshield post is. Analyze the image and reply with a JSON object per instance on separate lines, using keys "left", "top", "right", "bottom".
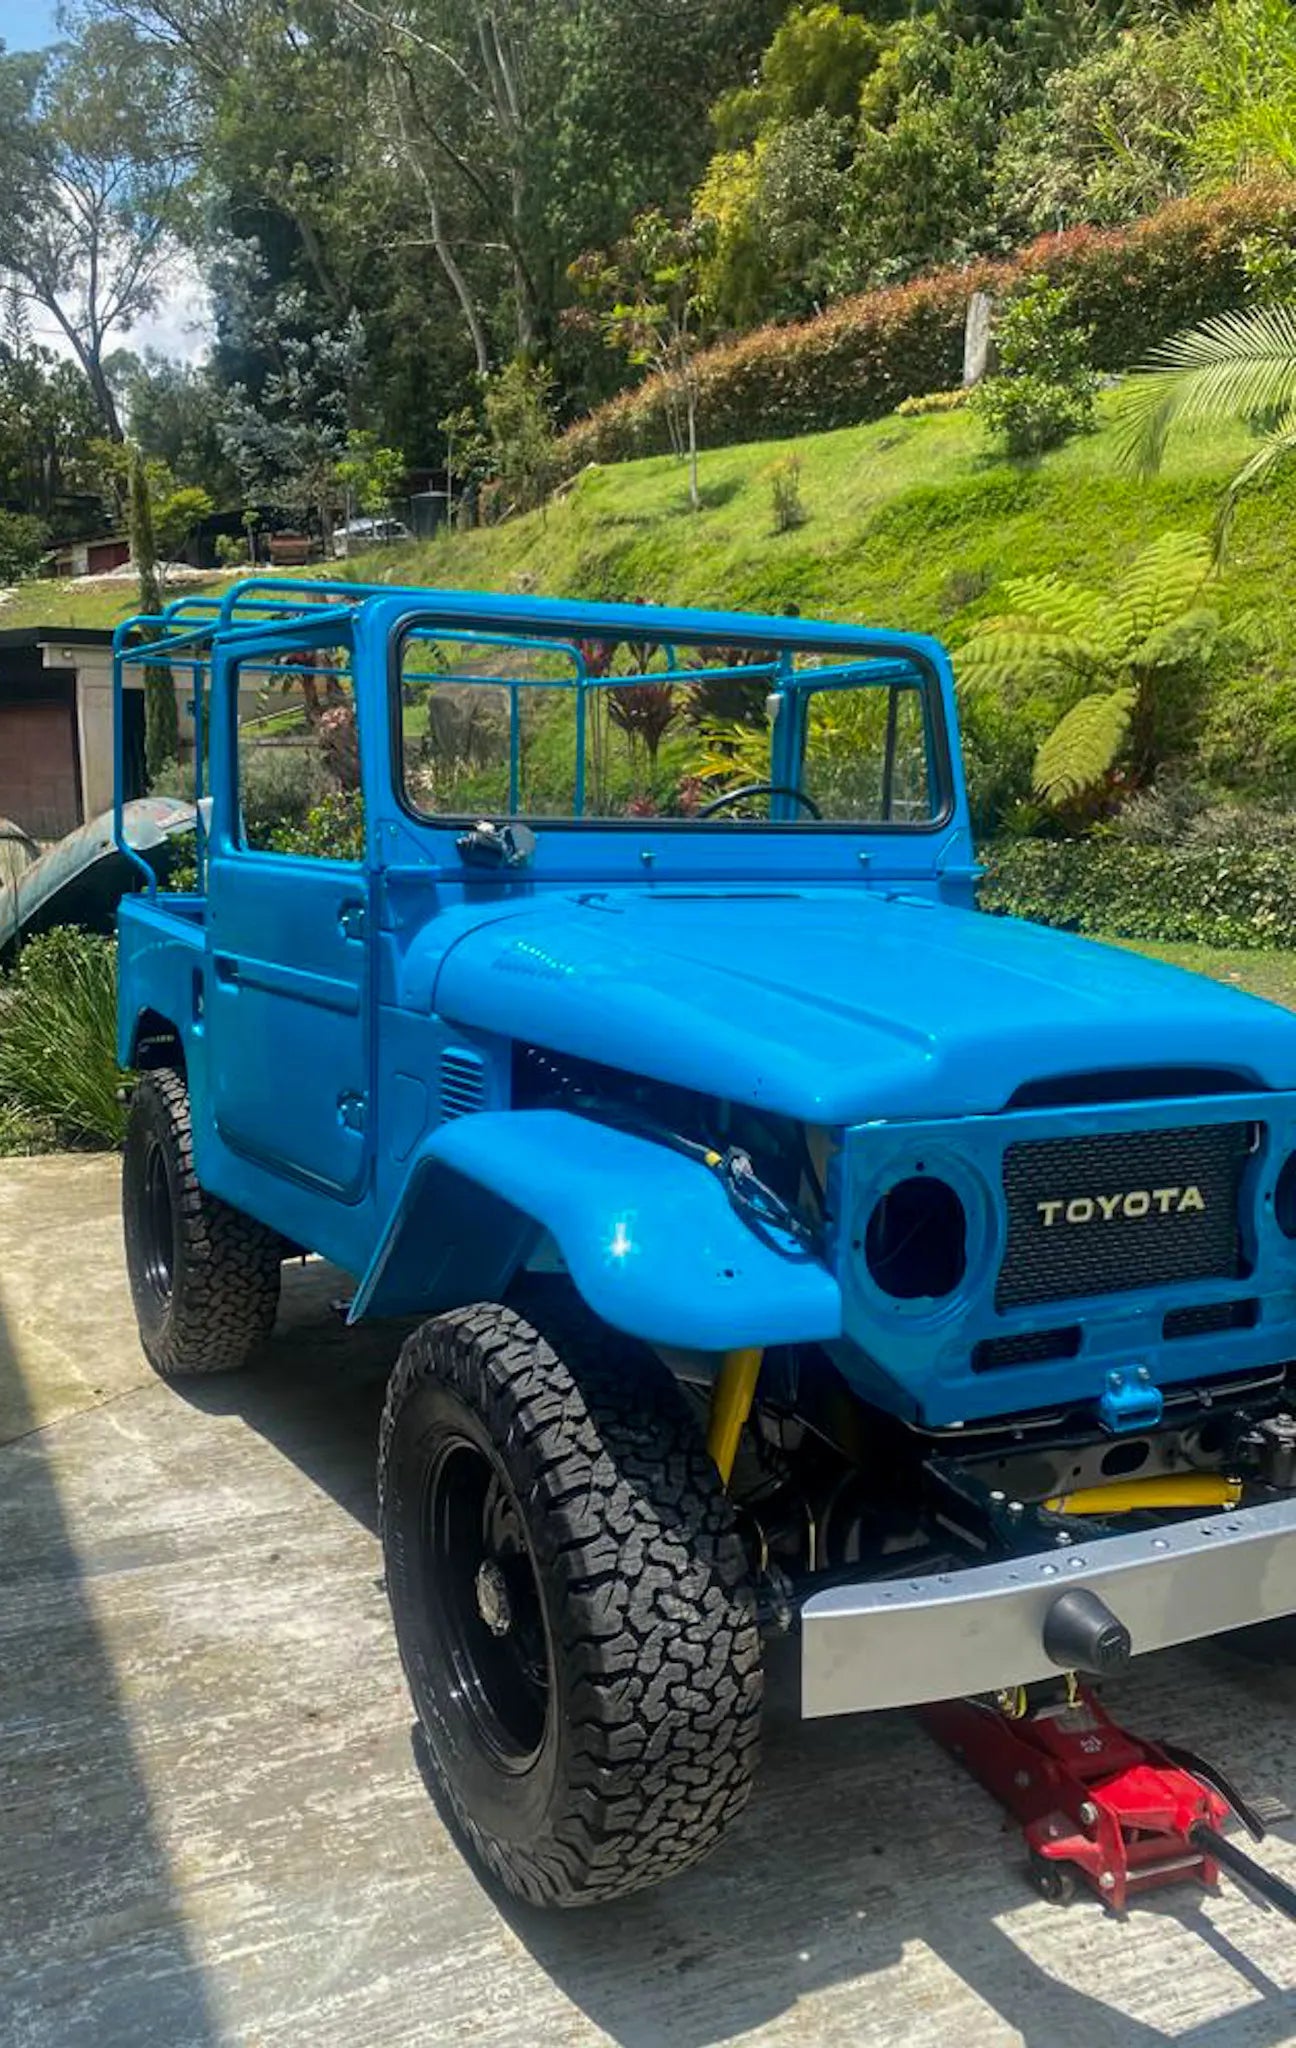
{"left": 881, "top": 683, "right": 900, "bottom": 822}
{"left": 768, "top": 651, "right": 797, "bottom": 820}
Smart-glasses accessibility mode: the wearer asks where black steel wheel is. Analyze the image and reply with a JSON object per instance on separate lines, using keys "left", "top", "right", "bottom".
{"left": 425, "top": 1431, "right": 550, "bottom": 1771}
{"left": 139, "top": 1136, "right": 176, "bottom": 1306}
{"left": 123, "top": 1068, "right": 282, "bottom": 1377}
{"left": 379, "top": 1298, "right": 763, "bottom": 1907}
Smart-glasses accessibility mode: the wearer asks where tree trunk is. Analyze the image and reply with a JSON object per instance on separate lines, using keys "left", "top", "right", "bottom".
{"left": 84, "top": 344, "right": 124, "bottom": 443}
{"left": 128, "top": 446, "right": 178, "bottom": 781}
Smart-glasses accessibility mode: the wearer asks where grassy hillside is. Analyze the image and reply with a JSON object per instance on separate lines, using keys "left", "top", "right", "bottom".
{"left": 8, "top": 399, "right": 1296, "bottom": 774}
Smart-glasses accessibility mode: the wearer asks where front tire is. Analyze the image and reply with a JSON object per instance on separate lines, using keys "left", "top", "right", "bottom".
{"left": 122, "top": 1068, "right": 282, "bottom": 1377}
{"left": 379, "top": 1300, "right": 763, "bottom": 1907}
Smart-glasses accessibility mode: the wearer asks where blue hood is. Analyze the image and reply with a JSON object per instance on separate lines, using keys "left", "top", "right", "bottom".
{"left": 430, "top": 889, "right": 1296, "bottom": 1122}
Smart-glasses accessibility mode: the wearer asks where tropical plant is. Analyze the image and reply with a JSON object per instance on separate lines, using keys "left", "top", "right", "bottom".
{"left": 1118, "top": 303, "right": 1296, "bottom": 551}
{"left": 0, "top": 929, "right": 125, "bottom": 1147}
{"left": 957, "top": 531, "right": 1227, "bottom": 812}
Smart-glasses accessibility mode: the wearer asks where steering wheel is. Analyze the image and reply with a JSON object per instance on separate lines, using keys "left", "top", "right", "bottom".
{"left": 696, "top": 781, "right": 823, "bottom": 821}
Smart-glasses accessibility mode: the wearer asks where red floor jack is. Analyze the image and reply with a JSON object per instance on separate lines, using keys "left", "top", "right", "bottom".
{"left": 921, "top": 1680, "right": 1296, "bottom": 1916}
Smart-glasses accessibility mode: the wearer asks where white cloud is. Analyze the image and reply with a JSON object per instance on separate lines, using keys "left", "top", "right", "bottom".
{"left": 30, "top": 251, "right": 215, "bottom": 367}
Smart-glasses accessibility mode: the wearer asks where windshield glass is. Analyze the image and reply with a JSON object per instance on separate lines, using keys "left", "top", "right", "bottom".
{"left": 396, "top": 625, "right": 941, "bottom": 828}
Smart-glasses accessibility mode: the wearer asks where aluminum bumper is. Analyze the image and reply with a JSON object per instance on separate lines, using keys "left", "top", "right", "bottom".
{"left": 800, "top": 1495, "right": 1296, "bottom": 1717}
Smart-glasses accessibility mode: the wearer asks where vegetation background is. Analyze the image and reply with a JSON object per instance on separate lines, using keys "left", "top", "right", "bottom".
{"left": 10, "top": 0, "right": 1296, "bottom": 1144}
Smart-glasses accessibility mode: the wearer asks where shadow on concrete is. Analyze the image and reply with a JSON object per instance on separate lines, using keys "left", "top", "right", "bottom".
{"left": 489, "top": 1650, "right": 1296, "bottom": 2048}
{"left": 175, "top": 1259, "right": 416, "bottom": 1537}
{"left": 184, "top": 1274, "right": 1296, "bottom": 2048}
{"left": 0, "top": 1294, "right": 219, "bottom": 2047}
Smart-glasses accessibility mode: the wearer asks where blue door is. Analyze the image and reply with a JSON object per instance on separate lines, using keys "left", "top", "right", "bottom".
{"left": 205, "top": 848, "right": 371, "bottom": 1199}
{"left": 204, "top": 619, "right": 371, "bottom": 1202}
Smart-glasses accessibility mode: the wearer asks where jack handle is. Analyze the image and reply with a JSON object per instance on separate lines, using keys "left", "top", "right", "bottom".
{"left": 1191, "top": 1823, "right": 1296, "bottom": 1922}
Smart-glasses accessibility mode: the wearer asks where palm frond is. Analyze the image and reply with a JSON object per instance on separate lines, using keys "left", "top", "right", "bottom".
{"left": 1116, "top": 304, "right": 1296, "bottom": 477}
{"left": 1212, "top": 405, "right": 1296, "bottom": 558}
{"left": 1033, "top": 687, "right": 1136, "bottom": 805}
{"left": 1112, "top": 530, "right": 1211, "bottom": 647}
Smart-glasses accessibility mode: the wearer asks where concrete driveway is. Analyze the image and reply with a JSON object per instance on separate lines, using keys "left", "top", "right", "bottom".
{"left": 4, "top": 1154, "right": 1296, "bottom": 2048}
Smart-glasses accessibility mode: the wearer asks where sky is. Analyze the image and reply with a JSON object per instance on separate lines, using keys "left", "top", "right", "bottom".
{"left": 0, "top": 1, "right": 62, "bottom": 52}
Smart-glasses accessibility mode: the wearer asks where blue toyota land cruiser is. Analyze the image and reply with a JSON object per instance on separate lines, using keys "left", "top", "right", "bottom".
{"left": 114, "top": 578, "right": 1296, "bottom": 1907}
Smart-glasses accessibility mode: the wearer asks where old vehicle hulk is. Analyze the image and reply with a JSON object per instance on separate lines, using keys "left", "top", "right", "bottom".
{"left": 114, "top": 578, "right": 1296, "bottom": 1909}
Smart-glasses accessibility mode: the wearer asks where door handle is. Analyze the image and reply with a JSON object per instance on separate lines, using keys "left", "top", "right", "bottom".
{"left": 214, "top": 953, "right": 240, "bottom": 985}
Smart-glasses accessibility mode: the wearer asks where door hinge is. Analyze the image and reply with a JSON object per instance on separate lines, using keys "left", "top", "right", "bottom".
{"left": 337, "top": 1090, "right": 367, "bottom": 1133}
{"left": 338, "top": 901, "right": 367, "bottom": 941}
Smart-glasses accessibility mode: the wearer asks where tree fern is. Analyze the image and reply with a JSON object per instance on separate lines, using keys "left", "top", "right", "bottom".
{"left": 956, "top": 624, "right": 1096, "bottom": 695}
{"left": 992, "top": 572, "right": 1116, "bottom": 647}
{"left": 1111, "top": 530, "right": 1211, "bottom": 648}
{"left": 1034, "top": 688, "right": 1136, "bottom": 805}
{"left": 958, "top": 531, "right": 1227, "bottom": 814}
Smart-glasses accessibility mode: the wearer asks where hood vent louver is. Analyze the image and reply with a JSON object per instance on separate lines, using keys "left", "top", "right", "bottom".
{"left": 440, "top": 1048, "right": 486, "bottom": 1120}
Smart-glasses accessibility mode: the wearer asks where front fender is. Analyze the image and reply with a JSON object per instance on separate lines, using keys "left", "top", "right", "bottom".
{"left": 350, "top": 1109, "right": 842, "bottom": 1350}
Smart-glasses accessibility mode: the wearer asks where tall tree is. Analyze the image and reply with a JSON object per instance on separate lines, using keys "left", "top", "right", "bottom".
{"left": 0, "top": 22, "right": 192, "bottom": 439}
{"left": 128, "top": 443, "right": 180, "bottom": 782}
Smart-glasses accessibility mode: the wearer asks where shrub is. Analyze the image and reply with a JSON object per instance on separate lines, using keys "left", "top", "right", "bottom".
{"left": 972, "top": 277, "right": 1098, "bottom": 455}
{"left": 239, "top": 744, "right": 333, "bottom": 841}
{"left": 0, "top": 510, "right": 48, "bottom": 583}
{"left": 980, "top": 838, "right": 1296, "bottom": 949}
{"left": 0, "top": 929, "right": 124, "bottom": 1147}
{"left": 559, "top": 183, "right": 1296, "bottom": 467}
{"left": 973, "top": 374, "right": 1095, "bottom": 456}
{"left": 484, "top": 359, "right": 558, "bottom": 513}
{"left": 268, "top": 788, "right": 366, "bottom": 860}
{"left": 768, "top": 452, "right": 806, "bottom": 532}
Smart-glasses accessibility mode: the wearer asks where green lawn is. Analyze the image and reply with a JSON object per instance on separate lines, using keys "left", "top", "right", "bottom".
{"left": 5, "top": 396, "right": 1288, "bottom": 661}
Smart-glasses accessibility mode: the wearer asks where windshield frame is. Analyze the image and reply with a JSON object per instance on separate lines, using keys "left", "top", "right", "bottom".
{"left": 387, "top": 613, "right": 957, "bottom": 838}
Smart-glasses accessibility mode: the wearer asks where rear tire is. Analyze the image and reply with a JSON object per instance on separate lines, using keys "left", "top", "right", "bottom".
{"left": 122, "top": 1068, "right": 282, "bottom": 1377}
{"left": 379, "top": 1299, "right": 763, "bottom": 1906}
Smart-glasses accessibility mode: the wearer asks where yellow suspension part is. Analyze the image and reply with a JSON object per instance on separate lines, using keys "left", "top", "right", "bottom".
{"left": 1044, "top": 1474, "right": 1243, "bottom": 1516}
{"left": 707, "top": 1348, "right": 764, "bottom": 1487}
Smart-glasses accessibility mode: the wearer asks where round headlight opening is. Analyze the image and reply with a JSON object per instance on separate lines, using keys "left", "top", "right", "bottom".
{"left": 864, "top": 1175, "right": 967, "bottom": 1300}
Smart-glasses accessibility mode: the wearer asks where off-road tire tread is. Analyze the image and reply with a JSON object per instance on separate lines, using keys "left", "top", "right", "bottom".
{"left": 379, "top": 1297, "right": 763, "bottom": 1907}
{"left": 124, "top": 1068, "right": 282, "bottom": 1377}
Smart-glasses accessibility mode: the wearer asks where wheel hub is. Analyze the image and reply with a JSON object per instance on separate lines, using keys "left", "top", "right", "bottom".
{"left": 475, "top": 1558, "right": 513, "bottom": 1637}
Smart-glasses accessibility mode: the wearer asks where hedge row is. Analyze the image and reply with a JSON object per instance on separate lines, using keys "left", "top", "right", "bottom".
{"left": 562, "top": 183, "right": 1296, "bottom": 469}
{"left": 980, "top": 838, "right": 1296, "bottom": 951}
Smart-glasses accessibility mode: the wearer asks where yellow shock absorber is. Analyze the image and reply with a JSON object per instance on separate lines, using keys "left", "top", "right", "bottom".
{"left": 707, "top": 1348, "right": 764, "bottom": 1487}
{"left": 1044, "top": 1473, "right": 1243, "bottom": 1516}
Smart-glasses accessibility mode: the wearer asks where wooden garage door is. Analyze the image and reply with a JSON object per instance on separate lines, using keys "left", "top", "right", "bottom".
{"left": 0, "top": 700, "right": 80, "bottom": 841}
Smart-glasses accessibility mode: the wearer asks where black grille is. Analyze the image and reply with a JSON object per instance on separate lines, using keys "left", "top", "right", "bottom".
{"left": 1163, "top": 1298, "right": 1258, "bottom": 1341}
{"left": 973, "top": 1326, "right": 1081, "bottom": 1373}
{"left": 997, "top": 1122, "right": 1252, "bottom": 1310}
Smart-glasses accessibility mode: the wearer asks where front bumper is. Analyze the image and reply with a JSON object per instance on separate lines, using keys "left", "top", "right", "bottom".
{"left": 800, "top": 1495, "right": 1296, "bottom": 1717}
